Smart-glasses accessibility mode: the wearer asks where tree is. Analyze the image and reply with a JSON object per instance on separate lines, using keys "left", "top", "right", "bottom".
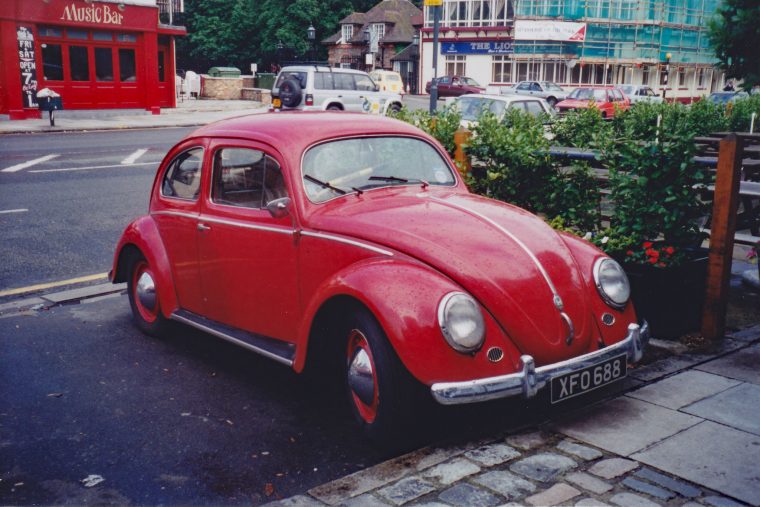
{"left": 708, "top": 0, "right": 760, "bottom": 90}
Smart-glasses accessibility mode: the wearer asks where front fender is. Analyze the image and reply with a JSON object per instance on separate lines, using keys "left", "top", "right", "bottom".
{"left": 295, "top": 258, "right": 523, "bottom": 385}
{"left": 111, "top": 215, "right": 177, "bottom": 318}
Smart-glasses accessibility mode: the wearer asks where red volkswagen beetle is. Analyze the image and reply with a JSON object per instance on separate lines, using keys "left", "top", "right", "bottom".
{"left": 110, "top": 112, "right": 648, "bottom": 444}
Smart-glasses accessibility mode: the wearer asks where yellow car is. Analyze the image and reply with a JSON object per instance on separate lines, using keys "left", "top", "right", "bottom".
{"left": 370, "top": 70, "right": 406, "bottom": 95}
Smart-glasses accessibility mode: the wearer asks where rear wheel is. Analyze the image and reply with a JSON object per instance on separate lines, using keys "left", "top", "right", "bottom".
{"left": 127, "top": 253, "right": 172, "bottom": 337}
{"left": 326, "top": 104, "right": 342, "bottom": 111}
{"left": 388, "top": 103, "right": 402, "bottom": 115}
{"left": 344, "top": 309, "right": 423, "bottom": 447}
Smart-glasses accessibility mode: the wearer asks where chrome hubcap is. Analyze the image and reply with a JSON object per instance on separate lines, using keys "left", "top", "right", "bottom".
{"left": 348, "top": 347, "right": 375, "bottom": 406}
{"left": 136, "top": 271, "right": 156, "bottom": 310}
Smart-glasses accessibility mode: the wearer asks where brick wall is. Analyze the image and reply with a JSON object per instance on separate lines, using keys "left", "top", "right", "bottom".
{"left": 200, "top": 76, "right": 243, "bottom": 100}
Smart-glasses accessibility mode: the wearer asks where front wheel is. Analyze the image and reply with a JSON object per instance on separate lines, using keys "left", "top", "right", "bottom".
{"left": 344, "top": 309, "right": 424, "bottom": 448}
{"left": 127, "top": 253, "right": 172, "bottom": 337}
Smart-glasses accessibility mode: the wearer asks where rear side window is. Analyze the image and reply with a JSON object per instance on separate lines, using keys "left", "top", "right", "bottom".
{"left": 212, "top": 148, "right": 287, "bottom": 209}
{"left": 162, "top": 148, "right": 204, "bottom": 200}
{"left": 314, "top": 72, "right": 334, "bottom": 90}
{"left": 524, "top": 101, "right": 545, "bottom": 117}
{"left": 334, "top": 73, "right": 356, "bottom": 90}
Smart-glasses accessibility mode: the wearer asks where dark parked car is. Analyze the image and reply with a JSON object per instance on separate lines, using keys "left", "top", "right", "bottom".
{"left": 425, "top": 76, "right": 485, "bottom": 97}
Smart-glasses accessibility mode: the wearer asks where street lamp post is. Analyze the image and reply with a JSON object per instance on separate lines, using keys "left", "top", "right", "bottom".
{"left": 429, "top": 4, "right": 441, "bottom": 114}
{"left": 662, "top": 52, "right": 671, "bottom": 100}
{"left": 307, "top": 24, "right": 316, "bottom": 63}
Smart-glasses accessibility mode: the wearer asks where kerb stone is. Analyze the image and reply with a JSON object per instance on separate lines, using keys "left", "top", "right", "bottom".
{"left": 633, "top": 468, "right": 701, "bottom": 498}
{"left": 622, "top": 478, "right": 675, "bottom": 500}
{"left": 422, "top": 458, "right": 480, "bottom": 485}
{"left": 509, "top": 453, "right": 577, "bottom": 482}
{"left": 609, "top": 492, "right": 661, "bottom": 507}
{"left": 437, "top": 483, "right": 500, "bottom": 507}
{"left": 565, "top": 472, "right": 613, "bottom": 494}
{"left": 525, "top": 483, "right": 581, "bottom": 506}
{"left": 465, "top": 443, "right": 521, "bottom": 467}
{"left": 472, "top": 470, "right": 536, "bottom": 499}
{"left": 588, "top": 458, "right": 639, "bottom": 479}
{"left": 376, "top": 476, "right": 436, "bottom": 506}
{"left": 557, "top": 440, "right": 603, "bottom": 461}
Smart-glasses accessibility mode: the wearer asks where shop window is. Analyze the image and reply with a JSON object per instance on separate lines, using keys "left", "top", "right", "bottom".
{"left": 69, "top": 46, "right": 89, "bottom": 81}
{"left": 492, "top": 55, "right": 511, "bottom": 83}
{"left": 158, "top": 52, "right": 166, "bottom": 82}
{"left": 642, "top": 66, "right": 650, "bottom": 85}
{"left": 66, "top": 29, "right": 88, "bottom": 40}
{"left": 445, "top": 55, "right": 466, "bottom": 77}
{"left": 119, "top": 48, "right": 137, "bottom": 82}
{"left": 95, "top": 47, "right": 114, "bottom": 81}
{"left": 93, "top": 31, "right": 113, "bottom": 42}
{"left": 39, "top": 26, "right": 62, "bottom": 38}
{"left": 678, "top": 67, "right": 686, "bottom": 87}
{"left": 41, "top": 44, "right": 64, "bottom": 81}
{"left": 117, "top": 33, "right": 137, "bottom": 43}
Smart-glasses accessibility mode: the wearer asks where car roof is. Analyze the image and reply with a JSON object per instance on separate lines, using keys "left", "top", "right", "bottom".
{"left": 189, "top": 112, "right": 429, "bottom": 151}
{"left": 459, "top": 93, "right": 545, "bottom": 102}
{"left": 279, "top": 65, "right": 368, "bottom": 75}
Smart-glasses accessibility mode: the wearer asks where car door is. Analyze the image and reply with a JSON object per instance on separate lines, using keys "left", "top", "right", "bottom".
{"left": 196, "top": 140, "right": 301, "bottom": 342}
{"left": 515, "top": 82, "right": 531, "bottom": 96}
{"left": 333, "top": 72, "right": 360, "bottom": 111}
{"left": 354, "top": 73, "right": 380, "bottom": 113}
{"left": 151, "top": 142, "right": 206, "bottom": 314}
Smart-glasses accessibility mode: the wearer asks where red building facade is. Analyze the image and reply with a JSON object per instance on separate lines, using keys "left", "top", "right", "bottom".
{"left": 0, "top": 0, "right": 185, "bottom": 120}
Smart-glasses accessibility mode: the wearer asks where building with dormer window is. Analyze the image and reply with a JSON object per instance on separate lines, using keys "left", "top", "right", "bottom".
{"left": 322, "top": 0, "right": 422, "bottom": 78}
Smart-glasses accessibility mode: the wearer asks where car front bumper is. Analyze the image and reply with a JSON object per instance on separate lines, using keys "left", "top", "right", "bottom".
{"left": 430, "top": 322, "right": 649, "bottom": 405}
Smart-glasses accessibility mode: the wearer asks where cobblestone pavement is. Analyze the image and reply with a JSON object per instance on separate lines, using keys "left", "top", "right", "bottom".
{"left": 265, "top": 324, "right": 760, "bottom": 507}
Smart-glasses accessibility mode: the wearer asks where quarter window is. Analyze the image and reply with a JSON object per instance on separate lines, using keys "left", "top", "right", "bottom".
{"left": 162, "top": 148, "right": 204, "bottom": 200}
{"left": 212, "top": 148, "right": 287, "bottom": 209}
{"left": 354, "top": 74, "right": 375, "bottom": 91}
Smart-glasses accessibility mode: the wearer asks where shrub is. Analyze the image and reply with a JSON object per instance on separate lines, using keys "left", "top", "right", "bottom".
{"left": 390, "top": 106, "right": 461, "bottom": 157}
{"left": 727, "top": 94, "right": 760, "bottom": 132}
{"left": 551, "top": 106, "right": 611, "bottom": 148}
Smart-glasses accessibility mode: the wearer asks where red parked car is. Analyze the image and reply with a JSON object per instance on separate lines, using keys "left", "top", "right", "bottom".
{"left": 111, "top": 112, "right": 649, "bottom": 444}
{"left": 556, "top": 86, "right": 630, "bottom": 118}
{"left": 425, "top": 75, "right": 485, "bottom": 97}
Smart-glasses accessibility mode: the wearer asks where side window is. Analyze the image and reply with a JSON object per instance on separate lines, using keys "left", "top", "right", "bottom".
{"left": 517, "top": 82, "right": 530, "bottom": 91}
{"left": 314, "top": 72, "right": 334, "bottom": 90}
{"left": 530, "top": 82, "right": 542, "bottom": 91}
{"left": 355, "top": 74, "right": 375, "bottom": 91}
{"left": 334, "top": 73, "right": 356, "bottom": 90}
{"left": 439, "top": 77, "right": 450, "bottom": 84}
{"left": 524, "top": 101, "right": 545, "bottom": 117}
{"left": 212, "top": 148, "right": 287, "bottom": 209}
{"left": 161, "top": 148, "right": 203, "bottom": 200}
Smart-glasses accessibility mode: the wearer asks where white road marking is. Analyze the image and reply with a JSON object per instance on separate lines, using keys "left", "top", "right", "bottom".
{"left": 121, "top": 148, "right": 148, "bottom": 165}
{"left": 0, "top": 208, "right": 28, "bottom": 214}
{"left": 29, "top": 161, "right": 156, "bottom": 174}
{"left": 1, "top": 154, "right": 59, "bottom": 173}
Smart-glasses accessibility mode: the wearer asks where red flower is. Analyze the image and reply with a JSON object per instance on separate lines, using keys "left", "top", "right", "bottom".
{"left": 643, "top": 241, "right": 653, "bottom": 248}
{"left": 657, "top": 262, "right": 667, "bottom": 267}
{"left": 664, "top": 246, "right": 675, "bottom": 256}
{"left": 645, "top": 248, "right": 659, "bottom": 259}
{"left": 648, "top": 257, "right": 658, "bottom": 264}
{"left": 626, "top": 250, "right": 634, "bottom": 256}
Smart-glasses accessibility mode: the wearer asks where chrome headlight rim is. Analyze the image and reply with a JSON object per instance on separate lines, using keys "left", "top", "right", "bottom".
{"left": 437, "top": 291, "right": 486, "bottom": 353}
{"left": 593, "top": 257, "right": 630, "bottom": 310}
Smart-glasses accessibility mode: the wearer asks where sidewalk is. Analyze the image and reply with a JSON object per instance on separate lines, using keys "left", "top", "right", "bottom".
{"left": 266, "top": 262, "right": 760, "bottom": 507}
{"left": 0, "top": 98, "right": 267, "bottom": 134}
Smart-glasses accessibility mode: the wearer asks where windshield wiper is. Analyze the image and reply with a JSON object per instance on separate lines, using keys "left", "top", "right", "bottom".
{"left": 305, "top": 174, "right": 364, "bottom": 196}
{"left": 369, "top": 175, "right": 429, "bottom": 189}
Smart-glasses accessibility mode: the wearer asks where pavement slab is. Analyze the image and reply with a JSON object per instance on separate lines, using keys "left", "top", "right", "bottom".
{"left": 632, "top": 468, "right": 701, "bottom": 498}
{"left": 626, "top": 370, "right": 741, "bottom": 409}
{"left": 553, "top": 397, "right": 702, "bottom": 456}
{"left": 695, "top": 344, "right": 760, "bottom": 385}
{"left": 587, "top": 459, "right": 640, "bottom": 480}
{"left": 631, "top": 421, "right": 760, "bottom": 506}
{"left": 681, "top": 383, "right": 760, "bottom": 436}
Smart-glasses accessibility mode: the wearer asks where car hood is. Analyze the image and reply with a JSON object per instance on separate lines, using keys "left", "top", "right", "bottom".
{"left": 557, "top": 99, "right": 599, "bottom": 108}
{"left": 306, "top": 191, "right": 596, "bottom": 364}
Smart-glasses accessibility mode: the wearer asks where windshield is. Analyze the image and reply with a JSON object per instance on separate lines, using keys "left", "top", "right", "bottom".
{"left": 542, "top": 82, "right": 563, "bottom": 91}
{"left": 462, "top": 77, "right": 481, "bottom": 87}
{"left": 455, "top": 96, "right": 507, "bottom": 121}
{"left": 619, "top": 85, "right": 634, "bottom": 95}
{"left": 302, "top": 137, "right": 456, "bottom": 203}
{"left": 709, "top": 93, "right": 733, "bottom": 104}
{"left": 568, "top": 88, "right": 607, "bottom": 101}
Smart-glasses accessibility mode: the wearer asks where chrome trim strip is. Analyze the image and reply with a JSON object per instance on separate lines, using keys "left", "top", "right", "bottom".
{"left": 170, "top": 312, "right": 294, "bottom": 367}
{"left": 199, "top": 215, "right": 294, "bottom": 235}
{"left": 301, "top": 231, "right": 394, "bottom": 256}
{"left": 430, "top": 321, "right": 649, "bottom": 405}
{"left": 151, "top": 210, "right": 198, "bottom": 220}
{"left": 427, "top": 195, "right": 563, "bottom": 307}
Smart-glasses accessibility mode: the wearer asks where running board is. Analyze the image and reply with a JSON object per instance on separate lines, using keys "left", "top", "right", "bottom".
{"left": 171, "top": 309, "right": 295, "bottom": 367}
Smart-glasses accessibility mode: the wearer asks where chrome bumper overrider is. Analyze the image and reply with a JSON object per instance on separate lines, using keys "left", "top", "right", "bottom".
{"left": 431, "top": 322, "right": 649, "bottom": 405}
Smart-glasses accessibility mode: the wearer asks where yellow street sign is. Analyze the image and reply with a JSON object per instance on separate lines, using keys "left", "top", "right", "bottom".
{"left": 424, "top": 0, "right": 443, "bottom": 6}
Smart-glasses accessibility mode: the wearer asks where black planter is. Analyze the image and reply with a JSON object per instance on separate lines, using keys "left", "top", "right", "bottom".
{"left": 619, "top": 251, "right": 709, "bottom": 339}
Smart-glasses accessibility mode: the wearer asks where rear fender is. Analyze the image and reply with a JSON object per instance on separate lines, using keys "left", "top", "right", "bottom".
{"left": 111, "top": 216, "right": 177, "bottom": 318}
{"left": 294, "top": 258, "right": 522, "bottom": 385}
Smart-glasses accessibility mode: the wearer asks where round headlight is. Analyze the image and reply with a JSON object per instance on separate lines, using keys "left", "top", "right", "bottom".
{"left": 438, "top": 292, "right": 486, "bottom": 353}
{"left": 593, "top": 258, "right": 631, "bottom": 309}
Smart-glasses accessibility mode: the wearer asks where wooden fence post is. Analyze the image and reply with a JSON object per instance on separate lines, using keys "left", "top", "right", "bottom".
{"left": 701, "top": 134, "right": 744, "bottom": 341}
{"left": 453, "top": 127, "right": 472, "bottom": 179}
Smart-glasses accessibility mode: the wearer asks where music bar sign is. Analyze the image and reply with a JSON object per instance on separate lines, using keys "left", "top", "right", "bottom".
{"left": 442, "top": 41, "right": 514, "bottom": 55}
{"left": 17, "top": 26, "right": 38, "bottom": 109}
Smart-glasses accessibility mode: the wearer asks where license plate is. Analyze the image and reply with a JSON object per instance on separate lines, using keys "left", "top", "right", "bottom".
{"left": 550, "top": 354, "right": 627, "bottom": 403}
{"left": 272, "top": 97, "right": 281, "bottom": 108}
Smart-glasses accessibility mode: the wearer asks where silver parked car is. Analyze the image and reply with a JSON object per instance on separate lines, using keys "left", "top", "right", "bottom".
{"left": 617, "top": 85, "right": 663, "bottom": 104}
{"left": 452, "top": 93, "right": 556, "bottom": 130}
{"left": 505, "top": 81, "right": 569, "bottom": 107}
{"left": 272, "top": 66, "right": 403, "bottom": 115}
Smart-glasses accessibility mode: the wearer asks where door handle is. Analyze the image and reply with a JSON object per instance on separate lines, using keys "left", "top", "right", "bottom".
{"left": 197, "top": 223, "right": 211, "bottom": 231}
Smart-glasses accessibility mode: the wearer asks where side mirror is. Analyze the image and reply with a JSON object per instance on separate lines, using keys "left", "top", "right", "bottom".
{"left": 266, "top": 197, "right": 292, "bottom": 219}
